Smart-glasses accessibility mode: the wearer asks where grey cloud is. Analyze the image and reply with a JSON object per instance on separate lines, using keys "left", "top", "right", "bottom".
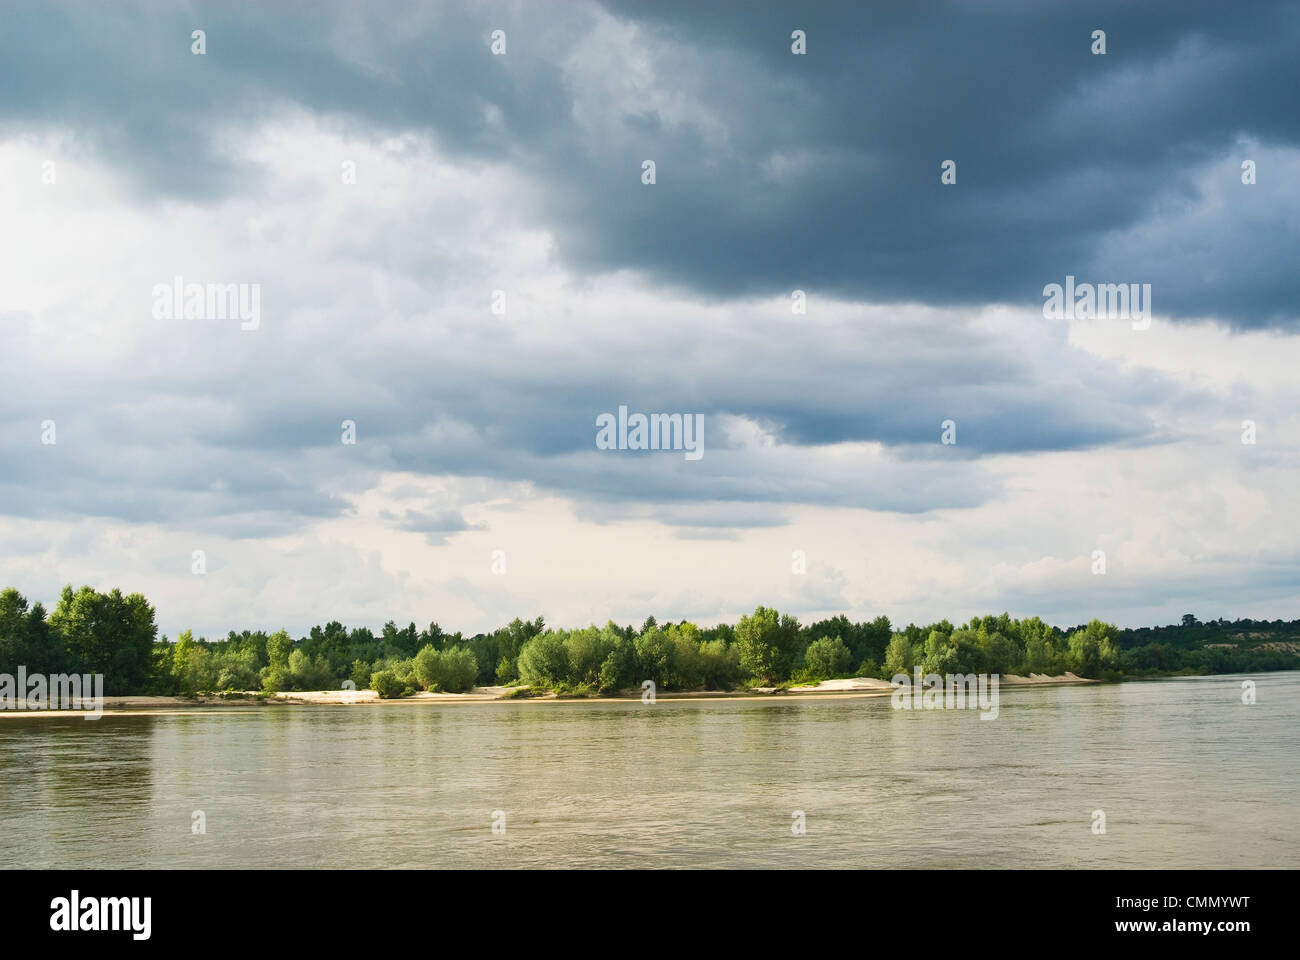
{"left": 0, "top": 0, "right": 1292, "bottom": 540}
{"left": 379, "top": 507, "right": 484, "bottom": 544}
{"left": 2, "top": 1, "right": 1297, "bottom": 325}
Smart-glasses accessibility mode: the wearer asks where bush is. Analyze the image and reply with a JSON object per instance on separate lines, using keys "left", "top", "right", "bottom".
{"left": 214, "top": 653, "right": 259, "bottom": 692}
{"left": 412, "top": 644, "right": 479, "bottom": 692}
{"left": 287, "top": 649, "right": 333, "bottom": 691}
{"left": 855, "top": 659, "right": 881, "bottom": 680}
{"left": 439, "top": 646, "right": 479, "bottom": 693}
{"left": 413, "top": 644, "right": 441, "bottom": 689}
{"left": 370, "top": 669, "right": 405, "bottom": 699}
{"left": 260, "top": 667, "right": 285, "bottom": 695}
{"left": 552, "top": 680, "right": 596, "bottom": 698}
{"left": 518, "top": 631, "right": 571, "bottom": 687}
{"left": 375, "top": 657, "right": 418, "bottom": 689}
{"left": 495, "top": 656, "right": 518, "bottom": 685}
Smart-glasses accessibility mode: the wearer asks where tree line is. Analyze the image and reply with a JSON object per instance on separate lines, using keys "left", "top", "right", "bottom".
{"left": 2, "top": 585, "right": 1297, "bottom": 699}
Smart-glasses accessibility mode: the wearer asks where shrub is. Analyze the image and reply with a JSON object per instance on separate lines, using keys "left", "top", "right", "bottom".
{"left": 214, "top": 651, "right": 259, "bottom": 692}
{"left": 495, "top": 656, "right": 518, "bottom": 685}
{"left": 370, "top": 669, "right": 405, "bottom": 699}
{"left": 413, "top": 644, "right": 441, "bottom": 689}
{"left": 855, "top": 659, "right": 881, "bottom": 680}
{"left": 287, "top": 649, "right": 333, "bottom": 691}
{"left": 377, "top": 657, "right": 418, "bottom": 689}
{"left": 260, "top": 667, "right": 285, "bottom": 695}
{"left": 413, "top": 644, "right": 479, "bottom": 692}
{"left": 438, "top": 646, "right": 479, "bottom": 693}
{"left": 518, "top": 631, "right": 571, "bottom": 687}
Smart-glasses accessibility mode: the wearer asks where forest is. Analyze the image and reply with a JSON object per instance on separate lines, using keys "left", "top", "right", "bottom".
{"left": 2, "top": 585, "right": 1297, "bottom": 699}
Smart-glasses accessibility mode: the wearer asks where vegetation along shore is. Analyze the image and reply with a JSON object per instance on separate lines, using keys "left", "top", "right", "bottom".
{"left": 2, "top": 586, "right": 1296, "bottom": 713}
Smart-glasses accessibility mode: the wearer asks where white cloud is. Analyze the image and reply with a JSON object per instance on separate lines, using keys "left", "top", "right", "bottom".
{"left": 3, "top": 113, "right": 1298, "bottom": 639}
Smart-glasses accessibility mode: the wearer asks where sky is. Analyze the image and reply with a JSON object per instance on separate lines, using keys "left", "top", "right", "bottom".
{"left": 1, "top": 0, "right": 1298, "bottom": 639}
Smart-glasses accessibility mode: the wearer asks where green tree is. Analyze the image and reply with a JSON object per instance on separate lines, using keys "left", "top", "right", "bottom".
{"left": 979, "top": 630, "right": 1019, "bottom": 675}
{"left": 213, "top": 646, "right": 260, "bottom": 691}
{"left": 565, "top": 626, "right": 616, "bottom": 686}
{"left": 517, "top": 631, "right": 571, "bottom": 687}
{"left": 48, "top": 585, "right": 157, "bottom": 695}
{"left": 1023, "top": 635, "right": 1055, "bottom": 673}
{"left": 697, "top": 638, "right": 741, "bottom": 689}
{"left": 287, "top": 649, "right": 332, "bottom": 690}
{"left": 1066, "top": 619, "right": 1120, "bottom": 677}
{"left": 172, "top": 630, "right": 218, "bottom": 694}
{"left": 172, "top": 629, "right": 197, "bottom": 676}
{"left": 734, "top": 606, "right": 801, "bottom": 683}
{"left": 883, "top": 634, "right": 913, "bottom": 677}
{"left": 496, "top": 616, "right": 545, "bottom": 668}
{"left": 597, "top": 631, "right": 638, "bottom": 692}
{"left": 803, "top": 636, "right": 853, "bottom": 678}
{"left": 349, "top": 659, "right": 373, "bottom": 690}
{"left": 260, "top": 667, "right": 286, "bottom": 695}
{"left": 0, "top": 589, "right": 63, "bottom": 675}
{"left": 266, "top": 629, "right": 293, "bottom": 671}
{"left": 665, "top": 623, "right": 704, "bottom": 689}
{"left": 495, "top": 656, "right": 519, "bottom": 684}
{"left": 920, "top": 629, "right": 958, "bottom": 675}
{"left": 634, "top": 626, "right": 675, "bottom": 687}
{"left": 381, "top": 620, "right": 420, "bottom": 658}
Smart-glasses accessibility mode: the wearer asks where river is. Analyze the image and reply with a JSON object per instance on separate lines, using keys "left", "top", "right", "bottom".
{"left": 2, "top": 672, "right": 1296, "bottom": 868}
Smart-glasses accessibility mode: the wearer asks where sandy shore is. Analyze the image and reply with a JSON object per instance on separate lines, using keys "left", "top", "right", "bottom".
{"left": 0, "top": 694, "right": 272, "bottom": 719}
{"left": 784, "top": 672, "right": 1094, "bottom": 693}
{"left": 781, "top": 677, "right": 897, "bottom": 692}
{"left": 0, "top": 672, "right": 1097, "bottom": 717}
{"left": 999, "top": 671, "right": 1095, "bottom": 685}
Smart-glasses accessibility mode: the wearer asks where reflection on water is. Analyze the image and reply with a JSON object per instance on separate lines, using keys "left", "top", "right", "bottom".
{"left": 1, "top": 673, "right": 1297, "bottom": 868}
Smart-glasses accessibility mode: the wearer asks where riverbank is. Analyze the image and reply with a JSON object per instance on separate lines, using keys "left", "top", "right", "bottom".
{"left": 0, "top": 672, "right": 1099, "bottom": 717}
{"left": 784, "top": 672, "right": 1094, "bottom": 692}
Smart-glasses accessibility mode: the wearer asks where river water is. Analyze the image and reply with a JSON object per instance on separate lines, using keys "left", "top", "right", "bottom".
{"left": 2, "top": 672, "right": 1296, "bottom": 868}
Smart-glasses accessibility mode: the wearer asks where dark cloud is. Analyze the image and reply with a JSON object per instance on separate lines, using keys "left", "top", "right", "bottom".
{"left": 3, "top": 0, "right": 1295, "bottom": 325}
{"left": 0, "top": 286, "right": 1200, "bottom": 531}
{"left": 379, "top": 507, "right": 484, "bottom": 544}
{"left": 0, "top": 1, "right": 1292, "bottom": 539}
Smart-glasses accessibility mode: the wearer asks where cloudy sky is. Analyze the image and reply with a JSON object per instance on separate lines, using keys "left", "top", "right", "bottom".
{"left": 2, "top": 0, "right": 1298, "bottom": 639}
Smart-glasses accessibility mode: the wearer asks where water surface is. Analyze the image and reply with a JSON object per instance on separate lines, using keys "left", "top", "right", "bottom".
{"left": 2, "top": 673, "right": 1296, "bottom": 868}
